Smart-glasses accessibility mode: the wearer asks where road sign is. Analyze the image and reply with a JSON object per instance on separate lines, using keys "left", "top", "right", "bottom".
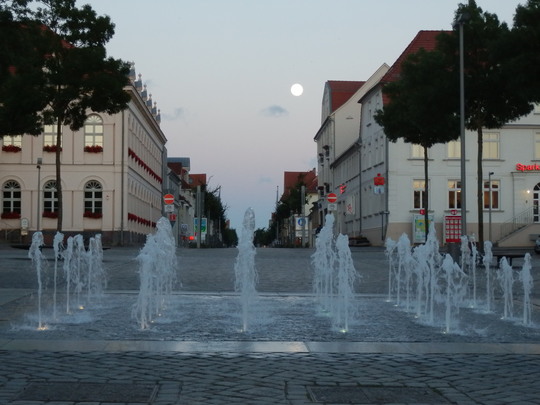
{"left": 327, "top": 193, "right": 337, "bottom": 203}
{"left": 328, "top": 203, "right": 337, "bottom": 211}
{"left": 164, "top": 204, "right": 174, "bottom": 212}
{"left": 163, "top": 193, "right": 174, "bottom": 205}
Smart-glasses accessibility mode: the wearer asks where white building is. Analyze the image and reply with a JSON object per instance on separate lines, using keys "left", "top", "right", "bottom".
{"left": 316, "top": 31, "right": 540, "bottom": 247}
{"left": 0, "top": 66, "right": 168, "bottom": 246}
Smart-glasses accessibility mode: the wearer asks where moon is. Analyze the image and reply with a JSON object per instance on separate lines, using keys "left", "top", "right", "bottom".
{"left": 290, "top": 83, "right": 304, "bottom": 96}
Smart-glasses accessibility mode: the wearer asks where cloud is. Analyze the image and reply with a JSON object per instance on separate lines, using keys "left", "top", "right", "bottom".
{"left": 162, "top": 108, "right": 185, "bottom": 121}
{"left": 258, "top": 176, "right": 273, "bottom": 184}
{"left": 260, "top": 105, "right": 288, "bottom": 117}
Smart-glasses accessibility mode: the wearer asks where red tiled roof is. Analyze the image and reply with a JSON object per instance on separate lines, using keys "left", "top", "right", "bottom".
{"left": 282, "top": 169, "right": 318, "bottom": 200}
{"left": 189, "top": 174, "right": 207, "bottom": 188}
{"left": 167, "top": 162, "right": 183, "bottom": 175}
{"left": 381, "top": 30, "right": 448, "bottom": 84}
{"left": 327, "top": 81, "right": 365, "bottom": 112}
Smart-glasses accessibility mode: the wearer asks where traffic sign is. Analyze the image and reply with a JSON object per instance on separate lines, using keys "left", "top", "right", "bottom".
{"left": 163, "top": 193, "right": 174, "bottom": 205}
{"left": 327, "top": 193, "right": 337, "bottom": 203}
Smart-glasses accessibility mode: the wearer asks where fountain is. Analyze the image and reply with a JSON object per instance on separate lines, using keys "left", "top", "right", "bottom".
{"left": 52, "top": 232, "right": 64, "bottom": 320}
{"left": 132, "top": 217, "right": 178, "bottom": 330}
{"left": 312, "top": 214, "right": 336, "bottom": 315}
{"left": 497, "top": 257, "right": 514, "bottom": 320}
{"left": 28, "top": 232, "right": 46, "bottom": 329}
{"left": 483, "top": 241, "right": 494, "bottom": 312}
{"left": 334, "top": 233, "right": 359, "bottom": 332}
{"left": 312, "top": 214, "right": 358, "bottom": 331}
{"left": 234, "top": 208, "right": 258, "bottom": 332}
{"left": 441, "top": 253, "right": 468, "bottom": 333}
{"left": 519, "top": 253, "right": 534, "bottom": 326}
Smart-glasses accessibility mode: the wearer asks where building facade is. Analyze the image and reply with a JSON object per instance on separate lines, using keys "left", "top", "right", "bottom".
{"left": 316, "top": 31, "right": 540, "bottom": 247}
{"left": 0, "top": 66, "right": 168, "bottom": 246}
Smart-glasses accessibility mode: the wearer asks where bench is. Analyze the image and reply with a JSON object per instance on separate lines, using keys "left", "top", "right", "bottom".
{"left": 491, "top": 248, "right": 533, "bottom": 266}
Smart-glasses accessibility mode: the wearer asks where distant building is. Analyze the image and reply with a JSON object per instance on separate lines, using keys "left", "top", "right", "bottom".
{"left": 278, "top": 169, "right": 318, "bottom": 246}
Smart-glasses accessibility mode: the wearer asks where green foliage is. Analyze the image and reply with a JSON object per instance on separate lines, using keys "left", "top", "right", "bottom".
{"left": 374, "top": 47, "right": 460, "bottom": 148}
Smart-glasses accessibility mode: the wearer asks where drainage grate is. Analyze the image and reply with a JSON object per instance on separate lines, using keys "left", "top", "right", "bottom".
{"left": 307, "top": 385, "right": 450, "bottom": 404}
{"left": 17, "top": 382, "right": 158, "bottom": 403}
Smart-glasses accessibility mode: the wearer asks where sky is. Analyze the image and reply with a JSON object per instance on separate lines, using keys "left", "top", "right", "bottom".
{"left": 80, "top": 0, "right": 523, "bottom": 230}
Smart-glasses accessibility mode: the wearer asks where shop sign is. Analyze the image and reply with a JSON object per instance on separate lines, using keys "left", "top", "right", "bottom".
{"left": 516, "top": 163, "right": 540, "bottom": 172}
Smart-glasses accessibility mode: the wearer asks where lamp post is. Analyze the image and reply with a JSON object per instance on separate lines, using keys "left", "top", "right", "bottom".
{"left": 36, "top": 157, "right": 42, "bottom": 232}
{"left": 456, "top": 12, "right": 470, "bottom": 237}
{"left": 488, "top": 171, "right": 494, "bottom": 242}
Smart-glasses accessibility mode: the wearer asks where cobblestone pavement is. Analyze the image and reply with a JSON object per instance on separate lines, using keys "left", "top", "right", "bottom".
{"left": 0, "top": 243, "right": 539, "bottom": 404}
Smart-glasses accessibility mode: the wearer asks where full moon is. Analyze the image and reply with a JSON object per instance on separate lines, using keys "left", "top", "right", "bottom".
{"left": 291, "top": 83, "right": 304, "bottom": 96}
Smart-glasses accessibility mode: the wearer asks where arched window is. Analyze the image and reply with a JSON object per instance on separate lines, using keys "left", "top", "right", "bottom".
{"left": 84, "top": 180, "right": 103, "bottom": 215}
{"left": 43, "top": 180, "right": 58, "bottom": 214}
{"left": 84, "top": 115, "right": 103, "bottom": 148}
{"left": 2, "top": 180, "right": 21, "bottom": 216}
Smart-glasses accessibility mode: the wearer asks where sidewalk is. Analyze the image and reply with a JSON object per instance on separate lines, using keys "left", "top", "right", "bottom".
{"left": 0, "top": 245, "right": 539, "bottom": 404}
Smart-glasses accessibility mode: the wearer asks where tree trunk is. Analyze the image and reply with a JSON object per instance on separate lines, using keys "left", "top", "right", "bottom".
{"left": 477, "top": 127, "right": 484, "bottom": 250}
{"left": 55, "top": 117, "right": 63, "bottom": 233}
{"left": 423, "top": 145, "right": 430, "bottom": 241}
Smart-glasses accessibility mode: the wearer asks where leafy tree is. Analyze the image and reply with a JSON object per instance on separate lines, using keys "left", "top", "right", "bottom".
{"left": 505, "top": 0, "right": 540, "bottom": 104}
{"left": 374, "top": 47, "right": 460, "bottom": 239}
{"left": 0, "top": 0, "right": 131, "bottom": 232}
{"left": 437, "top": 0, "right": 534, "bottom": 246}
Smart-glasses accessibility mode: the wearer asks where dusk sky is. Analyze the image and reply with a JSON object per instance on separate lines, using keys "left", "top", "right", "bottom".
{"left": 82, "top": 0, "right": 522, "bottom": 230}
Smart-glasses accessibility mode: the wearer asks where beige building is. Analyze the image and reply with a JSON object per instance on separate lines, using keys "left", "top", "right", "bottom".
{"left": 0, "top": 66, "right": 169, "bottom": 246}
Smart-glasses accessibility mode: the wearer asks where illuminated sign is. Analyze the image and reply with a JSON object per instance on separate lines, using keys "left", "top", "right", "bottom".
{"left": 516, "top": 163, "right": 540, "bottom": 172}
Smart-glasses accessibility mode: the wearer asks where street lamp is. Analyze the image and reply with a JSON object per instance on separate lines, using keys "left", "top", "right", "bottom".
{"left": 488, "top": 171, "right": 494, "bottom": 242}
{"left": 455, "top": 12, "right": 470, "bottom": 237}
{"left": 36, "top": 157, "right": 43, "bottom": 232}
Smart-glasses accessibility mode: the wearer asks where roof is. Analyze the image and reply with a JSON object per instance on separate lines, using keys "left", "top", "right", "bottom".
{"left": 189, "top": 174, "right": 207, "bottom": 188}
{"left": 327, "top": 81, "right": 365, "bottom": 113}
{"left": 281, "top": 169, "right": 318, "bottom": 200}
{"left": 381, "top": 30, "right": 448, "bottom": 84}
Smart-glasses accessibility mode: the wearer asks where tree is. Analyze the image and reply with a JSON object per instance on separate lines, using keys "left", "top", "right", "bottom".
{"left": 505, "top": 0, "right": 540, "bottom": 104}
{"left": 0, "top": 0, "right": 131, "bottom": 232}
{"left": 437, "top": 0, "right": 534, "bottom": 247}
{"left": 0, "top": 2, "right": 49, "bottom": 135}
{"left": 374, "top": 47, "right": 460, "bottom": 240}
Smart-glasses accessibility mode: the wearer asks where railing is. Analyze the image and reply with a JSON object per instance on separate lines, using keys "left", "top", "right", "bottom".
{"left": 498, "top": 206, "right": 534, "bottom": 242}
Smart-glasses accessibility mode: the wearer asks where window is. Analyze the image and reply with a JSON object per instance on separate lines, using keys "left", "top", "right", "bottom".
{"left": 84, "top": 115, "right": 104, "bottom": 147}
{"left": 3, "top": 135, "right": 22, "bottom": 148}
{"left": 2, "top": 180, "right": 21, "bottom": 214}
{"left": 535, "top": 133, "right": 540, "bottom": 159}
{"left": 413, "top": 180, "right": 426, "bottom": 209}
{"left": 43, "top": 180, "right": 58, "bottom": 214}
{"left": 483, "top": 179, "right": 500, "bottom": 210}
{"left": 43, "top": 124, "right": 62, "bottom": 147}
{"left": 447, "top": 139, "right": 460, "bottom": 159}
{"left": 448, "top": 180, "right": 461, "bottom": 209}
{"left": 411, "top": 144, "right": 423, "bottom": 159}
{"left": 483, "top": 132, "right": 500, "bottom": 159}
{"left": 84, "top": 180, "right": 103, "bottom": 215}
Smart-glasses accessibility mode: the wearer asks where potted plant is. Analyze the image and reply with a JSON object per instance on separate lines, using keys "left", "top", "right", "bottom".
{"left": 42, "top": 210, "right": 58, "bottom": 218}
{"left": 1, "top": 211, "right": 21, "bottom": 219}
{"left": 2, "top": 144, "right": 22, "bottom": 152}
{"left": 43, "top": 145, "right": 62, "bottom": 153}
{"left": 84, "top": 145, "right": 103, "bottom": 153}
